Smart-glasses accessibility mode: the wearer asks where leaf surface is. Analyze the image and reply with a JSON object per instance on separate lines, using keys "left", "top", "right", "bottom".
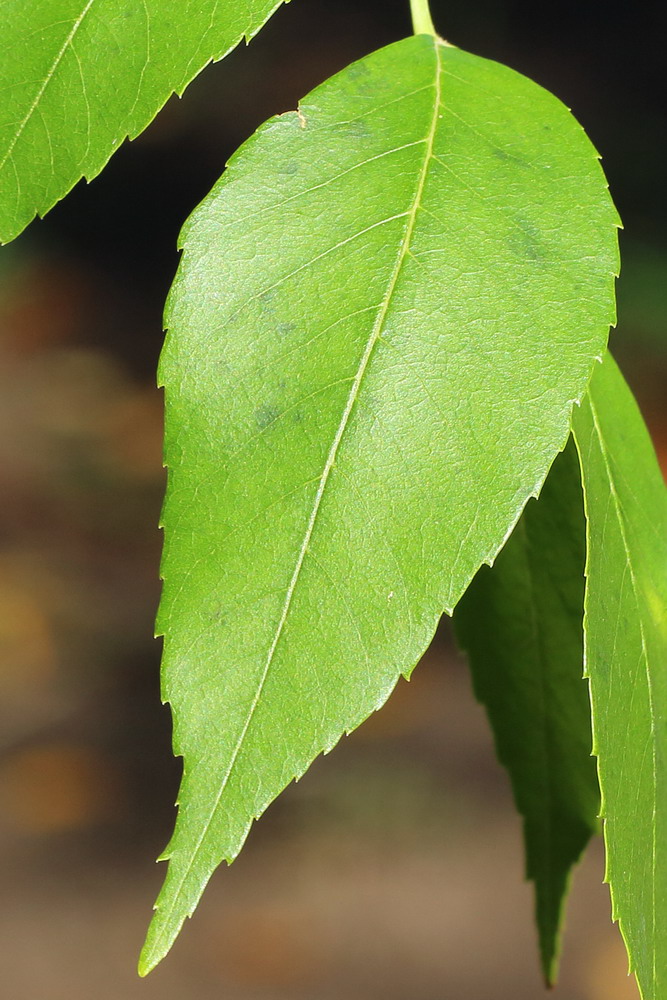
{"left": 0, "top": 0, "right": 289, "bottom": 242}
{"left": 141, "top": 35, "right": 619, "bottom": 972}
{"left": 573, "top": 355, "right": 667, "bottom": 1000}
{"left": 454, "top": 440, "right": 600, "bottom": 985}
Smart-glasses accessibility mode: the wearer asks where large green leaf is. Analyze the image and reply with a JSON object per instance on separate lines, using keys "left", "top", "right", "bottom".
{"left": 140, "top": 35, "right": 618, "bottom": 973}
{"left": 454, "top": 440, "right": 600, "bottom": 985}
{"left": 0, "top": 0, "right": 289, "bottom": 243}
{"left": 573, "top": 355, "right": 667, "bottom": 1000}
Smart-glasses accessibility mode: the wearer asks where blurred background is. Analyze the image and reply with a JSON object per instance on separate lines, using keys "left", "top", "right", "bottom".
{"left": 0, "top": 1, "right": 665, "bottom": 997}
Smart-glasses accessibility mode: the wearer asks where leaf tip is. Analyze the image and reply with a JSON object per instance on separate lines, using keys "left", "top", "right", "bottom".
{"left": 136, "top": 948, "right": 155, "bottom": 979}
{"left": 137, "top": 913, "right": 168, "bottom": 978}
{"left": 539, "top": 938, "right": 559, "bottom": 989}
{"left": 535, "top": 899, "right": 564, "bottom": 991}
{"left": 138, "top": 886, "right": 183, "bottom": 978}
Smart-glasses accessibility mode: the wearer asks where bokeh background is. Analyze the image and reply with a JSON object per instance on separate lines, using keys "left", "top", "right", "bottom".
{"left": 0, "top": 1, "right": 665, "bottom": 997}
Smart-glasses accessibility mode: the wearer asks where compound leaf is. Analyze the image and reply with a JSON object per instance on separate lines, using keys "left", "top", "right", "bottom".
{"left": 455, "top": 439, "right": 600, "bottom": 985}
{"left": 141, "top": 35, "right": 618, "bottom": 972}
{"left": 573, "top": 355, "right": 667, "bottom": 1000}
{"left": 0, "top": 0, "right": 289, "bottom": 242}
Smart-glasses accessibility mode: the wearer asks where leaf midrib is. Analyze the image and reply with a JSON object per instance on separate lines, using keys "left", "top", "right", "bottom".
{"left": 521, "top": 515, "right": 558, "bottom": 973}
{"left": 159, "top": 35, "right": 444, "bottom": 927}
{"left": 586, "top": 396, "right": 657, "bottom": 992}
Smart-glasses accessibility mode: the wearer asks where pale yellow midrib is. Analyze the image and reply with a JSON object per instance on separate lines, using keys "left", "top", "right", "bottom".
{"left": 151, "top": 36, "right": 444, "bottom": 955}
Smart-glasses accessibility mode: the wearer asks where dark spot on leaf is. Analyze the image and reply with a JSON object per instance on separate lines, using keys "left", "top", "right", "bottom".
{"left": 493, "top": 147, "right": 531, "bottom": 169}
{"left": 344, "top": 120, "right": 372, "bottom": 140}
{"left": 511, "top": 215, "right": 545, "bottom": 261}
{"left": 254, "top": 404, "right": 281, "bottom": 429}
{"left": 207, "top": 605, "right": 226, "bottom": 626}
{"left": 259, "top": 288, "right": 277, "bottom": 313}
{"left": 347, "top": 61, "right": 371, "bottom": 81}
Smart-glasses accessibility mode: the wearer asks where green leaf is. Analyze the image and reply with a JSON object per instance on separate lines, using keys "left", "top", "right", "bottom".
{"left": 573, "top": 355, "right": 667, "bottom": 1000}
{"left": 141, "top": 35, "right": 618, "bottom": 973}
{"left": 0, "top": 0, "right": 289, "bottom": 243}
{"left": 454, "top": 439, "right": 600, "bottom": 986}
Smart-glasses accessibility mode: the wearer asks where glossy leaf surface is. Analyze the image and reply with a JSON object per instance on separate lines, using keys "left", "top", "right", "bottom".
{"left": 0, "top": 0, "right": 288, "bottom": 242}
{"left": 142, "top": 35, "right": 618, "bottom": 972}
{"left": 455, "top": 440, "right": 600, "bottom": 985}
{"left": 573, "top": 356, "right": 667, "bottom": 1000}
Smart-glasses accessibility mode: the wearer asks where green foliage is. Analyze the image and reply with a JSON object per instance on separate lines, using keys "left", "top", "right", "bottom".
{"left": 573, "top": 356, "right": 667, "bottom": 1000}
{"left": 454, "top": 439, "right": 600, "bottom": 985}
{"left": 139, "top": 34, "right": 618, "bottom": 975}
{"left": 0, "top": 2, "right": 664, "bottom": 996}
{"left": 0, "top": 0, "right": 288, "bottom": 242}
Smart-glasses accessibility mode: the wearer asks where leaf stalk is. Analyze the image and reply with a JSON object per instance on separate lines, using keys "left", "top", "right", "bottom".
{"left": 410, "top": 0, "right": 436, "bottom": 36}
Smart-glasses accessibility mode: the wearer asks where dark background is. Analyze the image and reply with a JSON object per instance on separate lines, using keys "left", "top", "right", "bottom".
{"left": 0, "top": 1, "right": 664, "bottom": 997}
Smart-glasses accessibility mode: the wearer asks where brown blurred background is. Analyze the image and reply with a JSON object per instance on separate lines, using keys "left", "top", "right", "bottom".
{"left": 0, "top": 1, "right": 665, "bottom": 997}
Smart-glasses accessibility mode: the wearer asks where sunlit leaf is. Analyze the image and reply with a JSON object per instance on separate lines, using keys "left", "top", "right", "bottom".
{"left": 141, "top": 35, "right": 618, "bottom": 972}
{"left": 573, "top": 355, "right": 667, "bottom": 1000}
